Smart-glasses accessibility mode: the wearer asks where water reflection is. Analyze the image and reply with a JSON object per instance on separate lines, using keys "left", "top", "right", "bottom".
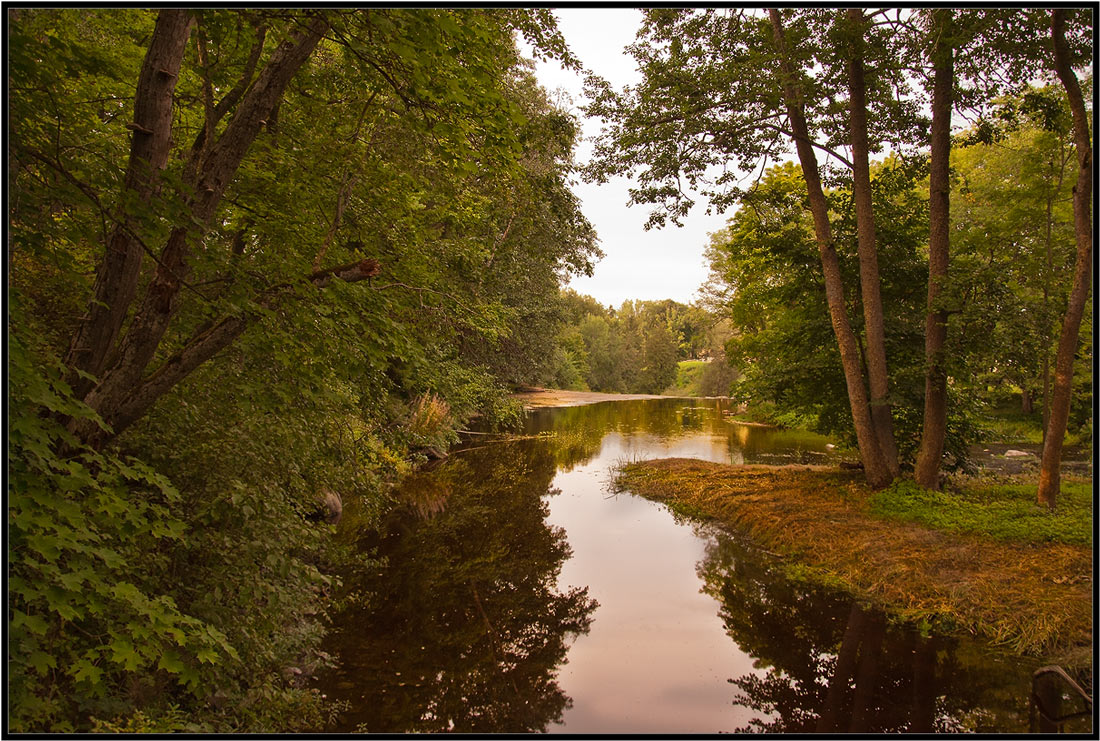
{"left": 319, "top": 398, "right": 1048, "bottom": 734}
{"left": 319, "top": 441, "right": 597, "bottom": 732}
{"left": 697, "top": 528, "right": 1039, "bottom": 733}
{"left": 525, "top": 398, "right": 835, "bottom": 470}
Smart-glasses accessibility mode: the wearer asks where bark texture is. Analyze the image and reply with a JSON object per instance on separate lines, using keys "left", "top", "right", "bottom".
{"left": 768, "top": 8, "right": 892, "bottom": 489}
{"left": 65, "top": 11, "right": 335, "bottom": 449}
{"left": 73, "top": 258, "right": 381, "bottom": 448}
{"left": 64, "top": 10, "right": 195, "bottom": 398}
{"left": 845, "top": 8, "right": 900, "bottom": 476}
{"left": 913, "top": 9, "right": 954, "bottom": 490}
{"left": 1038, "top": 9, "right": 1093, "bottom": 508}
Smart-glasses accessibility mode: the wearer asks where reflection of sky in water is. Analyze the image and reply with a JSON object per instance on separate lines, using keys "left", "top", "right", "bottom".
{"left": 538, "top": 403, "right": 1038, "bottom": 734}
{"left": 321, "top": 399, "right": 1043, "bottom": 734}
{"left": 545, "top": 430, "right": 770, "bottom": 733}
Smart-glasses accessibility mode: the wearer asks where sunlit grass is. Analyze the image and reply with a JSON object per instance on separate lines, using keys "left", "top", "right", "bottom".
{"left": 664, "top": 359, "right": 707, "bottom": 396}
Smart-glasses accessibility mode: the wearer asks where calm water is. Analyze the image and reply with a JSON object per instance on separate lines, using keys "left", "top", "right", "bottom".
{"left": 315, "top": 398, "right": 1047, "bottom": 733}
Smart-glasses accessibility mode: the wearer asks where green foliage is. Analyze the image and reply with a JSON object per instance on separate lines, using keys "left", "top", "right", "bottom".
{"left": 667, "top": 360, "right": 707, "bottom": 395}
{"left": 639, "top": 320, "right": 679, "bottom": 394}
{"left": 8, "top": 7, "right": 595, "bottom": 732}
{"left": 546, "top": 293, "right": 722, "bottom": 395}
{"left": 948, "top": 87, "right": 1091, "bottom": 437}
{"left": 706, "top": 159, "right": 931, "bottom": 452}
{"left": 870, "top": 478, "right": 1093, "bottom": 545}
{"left": 8, "top": 334, "right": 237, "bottom": 732}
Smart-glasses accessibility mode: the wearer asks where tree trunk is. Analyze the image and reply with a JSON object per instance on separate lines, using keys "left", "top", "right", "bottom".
{"left": 768, "top": 8, "right": 892, "bottom": 489}
{"left": 72, "top": 258, "right": 382, "bottom": 448}
{"left": 1040, "top": 140, "right": 1069, "bottom": 454}
{"left": 845, "top": 8, "right": 900, "bottom": 476}
{"left": 913, "top": 9, "right": 954, "bottom": 490}
{"left": 1039, "top": 9, "right": 1093, "bottom": 509}
{"left": 63, "top": 10, "right": 195, "bottom": 398}
{"left": 67, "top": 12, "right": 332, "bottom": 449}
{"left": 1021, "top": 387, "right": 1034, "bottom": 415}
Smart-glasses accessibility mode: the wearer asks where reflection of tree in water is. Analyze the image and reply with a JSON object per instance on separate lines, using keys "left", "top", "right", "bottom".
{"left": 527, "top": 398, "right": 735, "bottom": 447}
{"left": 319, "top": 440, "right": 597, "bottom": 733}
{"left": 525, "top": 399, "right": 832, "bottom": 470}
{"left": 696, "top": 533, "right": 1037, "bottom": 733}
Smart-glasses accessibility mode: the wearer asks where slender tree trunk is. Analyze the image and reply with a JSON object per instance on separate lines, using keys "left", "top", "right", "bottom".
{"left": 769, "top": 8, "right": 892, "bottom": 488}
{"left": 845, "top": 8, "right": 900, "bottom": 476}
{"left": 1041, "top": 191, "right": 1053, "bottom": 450}
{"left": 1039, "top": 9, "right": 1093, "bottom": 509}
{"left": 67, "top": 12, "right": 332, "bottom": 448}
{"left": 914, "top": 9, "right": 954, "bottom": 490}
{"left": 64, "top": 10, "right": 195, "bottom": 398}
{"left": 1040, "top": 141, "right": 1070, "bottom": 456}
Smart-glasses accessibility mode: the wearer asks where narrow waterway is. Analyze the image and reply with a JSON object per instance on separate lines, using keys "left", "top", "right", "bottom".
{"left": 315, "top": 398, "right": 1045, "bottom": 733}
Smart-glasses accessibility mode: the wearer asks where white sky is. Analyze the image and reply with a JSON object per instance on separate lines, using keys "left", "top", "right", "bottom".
{"left": 524, "top": 9, "right": 733, "bottom": 310}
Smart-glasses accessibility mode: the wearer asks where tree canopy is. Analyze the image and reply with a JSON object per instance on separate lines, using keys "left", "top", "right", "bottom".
{"left": 8, "top": 8, "right": 598, "bottom": 732}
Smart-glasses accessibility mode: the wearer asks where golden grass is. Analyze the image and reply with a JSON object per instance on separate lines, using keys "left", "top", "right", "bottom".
{"left": 616, "top": 458, "right": 1093, "bottom": 660}
{"left": 407, "top": 393, "right": 451, "bottom": 439}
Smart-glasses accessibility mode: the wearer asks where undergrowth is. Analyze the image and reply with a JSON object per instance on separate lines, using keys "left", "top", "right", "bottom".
{"left": 871, "top": 478, "right": 1093, "bottom": 546}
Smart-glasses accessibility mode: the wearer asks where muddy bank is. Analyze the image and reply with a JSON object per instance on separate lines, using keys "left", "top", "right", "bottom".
{"left": 614, "top": 458, "right": 1092, "bottom": 666}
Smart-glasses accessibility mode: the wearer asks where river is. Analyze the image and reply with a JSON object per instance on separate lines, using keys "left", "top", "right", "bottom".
{"left": 314, "top": 397, "right": 1049, "bottom": 733}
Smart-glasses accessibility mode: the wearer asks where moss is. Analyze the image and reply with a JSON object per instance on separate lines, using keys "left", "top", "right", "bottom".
{"left": 615, "top": 459, "right": 1093, "bottom": 660}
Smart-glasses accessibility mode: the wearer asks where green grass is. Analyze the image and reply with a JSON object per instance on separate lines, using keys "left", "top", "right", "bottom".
{"left": 663, "top": 360, "right": 707, "bottom": 396}
{"left": 870, "top": 477, "right": 1093, "bottom": 546}
{"left": 979, "top": 416, "right": 1045, "bottom": 444}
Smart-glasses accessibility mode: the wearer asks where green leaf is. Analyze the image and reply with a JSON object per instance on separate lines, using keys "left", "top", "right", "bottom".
{"left": 108, "top": 637, "right": 142, "bottom": 671}
{"left": 11, "top": 610, "right": 50, "bottom": 636}
{"left": 27, "top": 650, "right": 57, "bottom": 676}
{"left": 69, "top": 658, "right": 103, "bottom": 685}
{"left": 158, "top": 649, "right": 185, "bottom": 674}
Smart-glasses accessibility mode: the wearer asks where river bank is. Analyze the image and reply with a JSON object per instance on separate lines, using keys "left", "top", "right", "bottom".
{"left": 513, "top": 387, "right": 681, "bottom": 409}
{"left": 614, "top": 458, "right": 1093, "bottom": 674}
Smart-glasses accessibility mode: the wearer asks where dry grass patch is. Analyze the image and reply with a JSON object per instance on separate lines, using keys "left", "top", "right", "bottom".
{"left": 616, "top": 458, "right": 1092, "bottom": 659}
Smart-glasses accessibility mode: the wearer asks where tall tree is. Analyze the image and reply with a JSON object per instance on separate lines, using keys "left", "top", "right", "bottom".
{"left": 767, "top": 8, "right": 892, "bottom": 487}
{"left": 15, "top": 9, "right": 583, "bottom": 450}
{"left": 844, "top": 8, "right": 900, "bottom": 476}
{"left": 1039, "top": 9, "right": 1093, "bottom": 508}
{"left": 913, "top": 9, "right": 955, "bottom": 489}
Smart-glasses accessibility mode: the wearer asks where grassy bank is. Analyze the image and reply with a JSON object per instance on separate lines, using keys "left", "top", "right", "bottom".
{"left": 664, "top": 360, "right": 708, "bottom": 396}
{"left": 614, "top": 459, "right": 1092, "bottom": 663}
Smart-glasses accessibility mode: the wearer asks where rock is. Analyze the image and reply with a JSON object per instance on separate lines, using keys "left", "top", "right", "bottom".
{"left": 305, "top": 489, "right": 342, "bottom": 525}
{"left": 1004, "top": 449, "right": 1034, "bottom": 458}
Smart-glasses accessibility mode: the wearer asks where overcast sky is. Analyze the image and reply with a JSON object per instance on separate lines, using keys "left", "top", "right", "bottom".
{"left": 525, "top": 9, "right": 733, "bottom": 310}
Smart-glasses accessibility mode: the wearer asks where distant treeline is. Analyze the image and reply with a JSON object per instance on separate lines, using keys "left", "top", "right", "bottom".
{"left": 542, "top": 291, "right": 736, "bottom": 396}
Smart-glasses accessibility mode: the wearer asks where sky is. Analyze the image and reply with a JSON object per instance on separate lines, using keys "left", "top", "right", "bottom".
{"left": 524, "top": 9, "right": 733, "bottom": 310}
